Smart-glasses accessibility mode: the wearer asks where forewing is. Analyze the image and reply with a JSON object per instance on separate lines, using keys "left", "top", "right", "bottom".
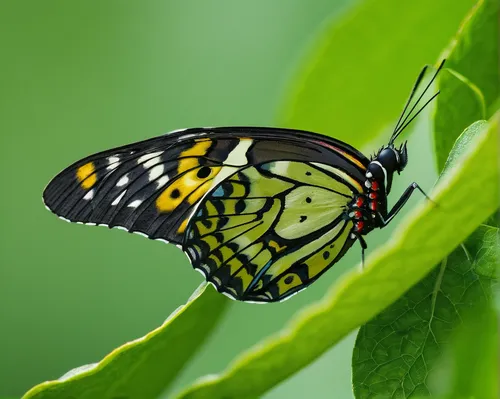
{"left": 43, "top": 131, "right": 242, "bottom": 244}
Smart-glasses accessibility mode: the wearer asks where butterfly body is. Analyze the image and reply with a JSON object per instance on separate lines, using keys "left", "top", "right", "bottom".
{"left": 43, "top": 61, "right": 444, "bottom": 303}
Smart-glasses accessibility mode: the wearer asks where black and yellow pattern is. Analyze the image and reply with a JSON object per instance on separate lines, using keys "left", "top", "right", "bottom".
{"left": 43, "top": 127, "right": 369, "bottom": 302}
{"left": 184, "top": 161, "right": 357, "bottom": 302}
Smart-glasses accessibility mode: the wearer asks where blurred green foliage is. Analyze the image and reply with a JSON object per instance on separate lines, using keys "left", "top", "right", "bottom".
{"left": 434, "top": 0, "right": 499, "bottom": 170}
{"left": 442, "top": 301, "right": 498, "bottom": 399}
{"left": 1, "top": 1, "right": 497, "bottom": 399}
{"left": 280, "top": 0, "right": 475, "bottom": 150}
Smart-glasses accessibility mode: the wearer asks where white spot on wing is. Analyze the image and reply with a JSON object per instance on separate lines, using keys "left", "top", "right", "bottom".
{"left": 107, "top": 156, "right": 120, "bottom": 170}
{"left": 137, "top": 151, "right": 163, "bottom": 164}
{"left": 144, "top": 156, "right": 162, "bottom": 169}
{"left": 204, "top": 139, "right": 254, "bottom": 199}
{"left": 198, "top": 263, "right": 210, "bottom": 275}
{"left": 128, "top": 199, "right": 143, "bottom": 208}
{"left": 148, "top": 164, "right": 164, "bottom": 181}
{"left": 195, "top": 267, "right": 207, "bottom": 278}
{"left": 117, "top": 175, "right": 129, "bottom": 187}
{"left": 112, "top": 190, "right": 126, "bottom": 206}
{"left": 222, "top": 291, "right": 236, "bottom": 300}
{"left": 83, "top": 189, "right": 94, "bottom": 200}
{"left": 212, "top": 276, "right": 222, "bottom": 285}
{"left": 225, "top": 139, "right": 253, "bottom": 166}
{"left": 133, "top": 231, "right": 149, "bottom": 238}
{"left": 157, "top": 175, "right": 169, "bottom": 188}
{"left": 270, "top": 161, "right": 290, "bottom": 175}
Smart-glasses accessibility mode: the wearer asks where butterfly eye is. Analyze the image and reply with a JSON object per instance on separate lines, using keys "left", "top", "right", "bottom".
{"left": 196, "top": 166, "right": 211, "bottom": 179}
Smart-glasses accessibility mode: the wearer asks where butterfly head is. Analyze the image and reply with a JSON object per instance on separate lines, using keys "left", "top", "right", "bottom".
{"left": 368, "top": 142, "right": 408, "bottom": 194}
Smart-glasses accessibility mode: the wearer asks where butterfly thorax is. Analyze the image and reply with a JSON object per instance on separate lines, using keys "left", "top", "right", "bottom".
{"left": 349, "top": 143, "right": 408, "bottom": 235}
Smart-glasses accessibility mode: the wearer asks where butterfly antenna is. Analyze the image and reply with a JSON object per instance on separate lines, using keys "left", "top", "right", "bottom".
{"left": 390, "top": 59, "right": 446, "bottom": 144}
{"left": 393, "top": 91, "right": 440, "bottom": 136}
{"left": 392, "top": 66, "right": 428, "bottom": 136}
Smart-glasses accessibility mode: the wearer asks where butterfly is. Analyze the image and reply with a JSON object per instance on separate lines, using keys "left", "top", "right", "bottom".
{"left": 43, "top": 60, "right": 445, "bottom": 303}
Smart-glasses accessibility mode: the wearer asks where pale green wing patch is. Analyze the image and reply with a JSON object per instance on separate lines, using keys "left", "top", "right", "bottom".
{"left": 184, "top": 161, "right": 356, "bottom": 302}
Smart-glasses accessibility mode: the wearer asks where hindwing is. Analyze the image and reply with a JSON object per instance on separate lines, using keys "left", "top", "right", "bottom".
{"left": 184, "top": 160, "right": 358, "bottom": 302}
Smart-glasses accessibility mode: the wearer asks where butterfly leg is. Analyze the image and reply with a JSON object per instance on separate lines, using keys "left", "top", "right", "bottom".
{"left": 381, "top": 182, "right": 432, "bottom": 226}
{"left": 357, "top": 235, "right": 367, "bottom": 269}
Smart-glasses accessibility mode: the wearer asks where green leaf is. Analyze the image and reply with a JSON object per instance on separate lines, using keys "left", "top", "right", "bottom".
{"left": 443, "top": 300, "right": 499, "bottom": 399}
{"left": 175, "top": 112, "right": 499, "bottom": 399}
{"left": 352, "top": 117, "right": 498, "bottom": 398}
{"left": 434, "top": 0, "right": 500, "bottom": 170}
{"left": 279, "top": 0, "right": 475, "bottom": 148}
{"left": 433, "top": 70, "right": 485, "bottom": 170}
{"left": 441, "top": 120, "right": 488, "bottom": 177}
{"left": 352, "top": 224, "right": 498, "bottom": 398}
{"left": 21, "top": 283, "right": 228, "bottom": 399}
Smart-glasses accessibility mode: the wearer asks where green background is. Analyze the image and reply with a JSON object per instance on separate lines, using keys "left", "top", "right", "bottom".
{"left": 0, "top": 1, "right": 439, "bottom": 398}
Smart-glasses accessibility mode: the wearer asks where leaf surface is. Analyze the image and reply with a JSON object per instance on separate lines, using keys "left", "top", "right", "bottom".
{"left": 22, "top": 284, "right": 228, "bottom": 399}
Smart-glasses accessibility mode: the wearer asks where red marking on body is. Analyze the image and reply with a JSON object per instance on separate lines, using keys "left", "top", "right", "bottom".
{"left": 355, "top": 221, "right": 364, "bottom": 232}
{"left": 353, "top": 210, "right": 362, "bottom": 218}
{"left": 355, "top": 197, "right": 364, "bottom": 207}
{"left": 369, "top": 192, "right": 377, "bottom": 199}
{"left": 371, "top": 181, "right": 379, "bottom": 191}
{"left": 370, "top": 201, "right": 377, "bottom": 211}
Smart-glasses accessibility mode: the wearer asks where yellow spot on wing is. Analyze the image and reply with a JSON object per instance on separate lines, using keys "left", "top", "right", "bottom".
{"left": 156, "top": 139, "right": 221, "bottom": 214}
{"left": 269, "top": 240, "right": 286, "bottom": 253}
{"left": 177, "top": 218, "right": 189, "bottom": 234}
{"left": 277, "top": 273, "right": 302, "bottom": 296}
{"left": 178, "top": 140, "right": 212, "bottom": 172}
{"left": 232, "top": 266, "right": 254, "bottom": 291}
{"left": 157, "top": 169, "right": 221, "bottom": 213}
{"left": 76, "top": 162, "right": 96, "bottom": 189}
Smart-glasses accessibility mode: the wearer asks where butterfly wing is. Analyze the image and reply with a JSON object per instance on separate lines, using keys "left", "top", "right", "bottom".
{"left": 44, "top": 127, "right": 368, "bottom": 301}
{"left": 43, "top": 130, "right": 243, "bottom": 244}
{"left": 183, "top": 160, "right": 361, "bottom": 302}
